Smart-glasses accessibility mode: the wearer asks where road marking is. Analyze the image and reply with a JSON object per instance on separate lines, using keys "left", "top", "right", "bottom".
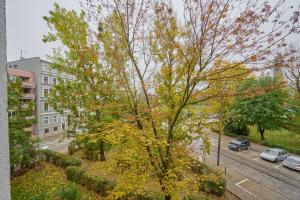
{"left": 235, "top": 179, "right": 258, "bottom": 198}
{"left": 274, "top": 164, "right": 283, "bottom": 169}
{"left": 236, "top": 178, "right": 249, "bottom": 186}
{"left": 253, "top": 157, "right": 260, "bottom": 161}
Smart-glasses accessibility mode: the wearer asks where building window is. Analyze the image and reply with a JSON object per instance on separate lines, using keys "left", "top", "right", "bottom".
{"left": 53, "top": 115, "right": 57, "bottom": 123}
{"left": 43, "top": 76, "right": 49, "bottom": 84}
{"left": 42, "top": 64, "right": 49, "bottom": 72}
{"left": 44, "top": 128, "right": 49, "bottom": 134}
{"left": 44, "top": 102, "right": 49, "bottom": 111}
{"left": 44, "top": 89, "right": 49, "bottom": 97}
{"left": 53, "top": 77, "right": 57, "bottom": 85}
{"left": 54, "top": 126, "right": 58, "bottom": 132}
{"left": 8, "top": 75, "right": 16, "bottom": 82}
{"left": 44, "top": 117, "right": 49, "bottom": 125}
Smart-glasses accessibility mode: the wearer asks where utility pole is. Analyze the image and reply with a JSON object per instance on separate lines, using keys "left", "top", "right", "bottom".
{"left": 0, "top": 0, "right": 11, "bottom": 198}
{"left": 217, "top": 92, "right": 225, "bottom": 167}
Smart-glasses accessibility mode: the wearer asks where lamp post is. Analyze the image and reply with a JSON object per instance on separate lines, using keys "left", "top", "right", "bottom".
{"left": 0, "top": 0, "right": 11, "bottom": 199}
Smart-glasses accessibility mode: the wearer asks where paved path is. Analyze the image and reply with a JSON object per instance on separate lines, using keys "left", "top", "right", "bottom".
{"left": 191, "top": 132, "right": 300, "bottom": 200}
{"left": 41, "top": 134, "right": 72, "bottom": 154}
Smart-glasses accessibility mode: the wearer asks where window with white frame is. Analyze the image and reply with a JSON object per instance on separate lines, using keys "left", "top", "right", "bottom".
{"left": 43, "top": 75, "right": 49, "bottom": 84}
{"left": 44, "top": 128, "right": 49, "bottom": 134}
{"left": 44, "top": 89, "right": 49, "bottom": 97}
{"left": 44, "top": 102, "right": 49, "bottom": 111}
{"left": 54, "top": 126, "right": 58, "bottom": 132}
{"left": 42, "top": 64, "right": 49, "bottom": 72}
{"left": 53, "top": 115, "right": 57, "bottom": 123}
{"left": 44, "top": 117, "right": 49, "bottom": 125}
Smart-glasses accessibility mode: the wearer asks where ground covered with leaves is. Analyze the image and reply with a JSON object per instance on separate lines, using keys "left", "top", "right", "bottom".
{"left": 11, "top": 162, "right": 101, "bottom": 200}
{"left": 73, "top": 149, "right": 233, "bottom": 200}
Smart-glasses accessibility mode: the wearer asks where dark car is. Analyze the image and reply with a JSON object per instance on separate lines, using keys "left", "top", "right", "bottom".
{"left": 228, "top": 139, "right": 250, "bottom": 152}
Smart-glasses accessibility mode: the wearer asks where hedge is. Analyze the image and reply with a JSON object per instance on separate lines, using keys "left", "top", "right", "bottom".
{"left": 41, "top": 150, "right": 81, "bottom": 168}
{"left": 199, "top": 174, "right": 226, "bottom": 196}
{"left": 65, "top": 166, "right": 114, "bottom": 195}
{"left": 191, "top": 160, "right": 226, "bottom": 197}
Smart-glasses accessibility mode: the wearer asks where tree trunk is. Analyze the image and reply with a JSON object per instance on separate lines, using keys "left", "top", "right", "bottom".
{"left": 259, "top": 127, "right": 265, "bottom": 140}
{"left": 99, "top": 140, "right": 105, "bottom": 161}
{"left": 164, "top": 195, "right": 171, "bottom": 200}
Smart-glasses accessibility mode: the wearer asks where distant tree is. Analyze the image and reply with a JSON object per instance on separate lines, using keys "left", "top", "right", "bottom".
{"left": 8, "top": 79, "right": 36, "bottom": 168}
{"left": 283, "top": 44, "right": 300, "bottom": 98}
{"left": 230, "top": 77, "right": 287, "bottom": 140}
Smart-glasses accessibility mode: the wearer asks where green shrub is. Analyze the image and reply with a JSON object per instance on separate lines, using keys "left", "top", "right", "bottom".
{"left": 68, "top": 141, "right": 76, "bottom": 155}
{"left": 29, "top": 192, "right": 46, "bottom": 200}
{"left": 65, "top": 166, "right": 114, "bottom": 195}
{"left": 42, "top": 150, "right": 81, "bottom": 168}
{"left": 56, "top": 184, "right": 82, "bottom": 200}
{"left": 199, "top": 173, "right": 226, "bottom": 196}
{"left": 65, "top": 166, "right": 84, "bottom": 182}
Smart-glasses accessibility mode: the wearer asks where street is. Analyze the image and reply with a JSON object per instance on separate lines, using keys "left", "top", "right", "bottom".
{"left": 191, "top": 132, "right": 300, "bottom": 200}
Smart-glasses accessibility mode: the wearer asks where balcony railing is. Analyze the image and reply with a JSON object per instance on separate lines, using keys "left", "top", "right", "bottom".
{"left": 22, "top": 82, "right": 35, "bottom": 88}
{"left": 22, "top": 93, "right": 35, "bottom": 99}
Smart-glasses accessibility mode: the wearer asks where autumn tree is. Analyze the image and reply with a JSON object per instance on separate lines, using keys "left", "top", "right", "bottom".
{"left": 284, "top": 44, "right": 300, "bottom": 97}
{"left": 8, "top": 79, "right": 36, "bottom": 169}
{"left": 45, "top": 0, "right": 300, "bottom": 199}
{"left": 206, "top": 59, "right": 249, "bottom": 166}
{"left": 84, "top": 0, "right": 299, "bottom": 198}
{"left": 43, "top": 4, "right": 120, "bottom": 161}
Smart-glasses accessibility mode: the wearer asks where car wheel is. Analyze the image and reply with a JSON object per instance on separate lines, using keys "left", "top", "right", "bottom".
{"left": 274, "top": 158, "right": 278, "bottom": 163}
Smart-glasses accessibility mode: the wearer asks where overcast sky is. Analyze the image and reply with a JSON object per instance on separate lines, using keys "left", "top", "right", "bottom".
{"left": 6, "top": 0, "right": 81, "bottom": 61}
{"left": 6, "top": 0, "right": 300, "bottom": 62}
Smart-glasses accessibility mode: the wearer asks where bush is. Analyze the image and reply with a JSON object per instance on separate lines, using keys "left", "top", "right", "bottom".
{"left": 42, "top": 150, "right": 81, "bottom": 168}
{"left": 120, "top": 192, "right": 164, "bottom": 200}
{"left": 29, "top": 192, "right": 46, "bottom": 200}
{"left": 191, "top": 160, "right": 226, "bottom": 197}
{"left": 56, "top": 184, "right": 82, "bottom": 200}
{"left": 191, "top": 161, "right": 211, "bottom": 175}
{"left": 224, "top": 119, "right": 249, "bottom": 136}
{"left": 68, "top": 141, "right": 76, "bottom": 155}
{"left": 199, "top": 173, "right": 226, "bottom": 197}
{"left": 65, "top": 166, "right": 114, "bottom": 195}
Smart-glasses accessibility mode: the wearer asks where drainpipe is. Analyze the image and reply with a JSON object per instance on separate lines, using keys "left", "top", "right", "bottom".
{"left": 0, "top": 0, "right": 11, "bottom": 199}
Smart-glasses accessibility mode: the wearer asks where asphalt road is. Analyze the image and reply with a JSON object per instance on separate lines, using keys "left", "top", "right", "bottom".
{"left": 191, "top": 132, "right": 300, "bottom": 200}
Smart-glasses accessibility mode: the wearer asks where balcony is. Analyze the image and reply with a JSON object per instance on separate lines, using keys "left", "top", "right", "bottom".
{"left": 22, "top": 82, "right": 35, "bottom": 88}
{"left": 22, "top": 93, "right": 35, "bottom": 99}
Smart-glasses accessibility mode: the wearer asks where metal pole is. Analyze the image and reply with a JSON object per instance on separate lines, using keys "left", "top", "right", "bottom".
{"left": 0, "top": 0, "right": 11, "bottom": 198}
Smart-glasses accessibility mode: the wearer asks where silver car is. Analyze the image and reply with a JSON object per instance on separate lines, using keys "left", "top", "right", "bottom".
{"left": 260, "top": 148, "right": 288, "bottom": 162}
{"left": 283, "top": 156, "right": 300, "bottom": 172}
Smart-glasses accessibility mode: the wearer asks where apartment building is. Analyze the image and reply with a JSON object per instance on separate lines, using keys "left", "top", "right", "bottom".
{"left": 7, "top": 57, "right": 69, "bottom": 137}
{"left": 7, "top": 67, "right": 36, "bottom": 135}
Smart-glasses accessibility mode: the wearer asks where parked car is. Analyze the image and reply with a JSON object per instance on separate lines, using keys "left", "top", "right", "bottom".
{"left": 260, "top": 148, "right": 288, "bottom": 162}
{"left": 34, "top": 143, "right": 49, "bottom": 151}
{"left": 228, "top": 138, "right": 250, "bottom": 152}
{"left": 283, "top": 156, "right": 300, "bottom": 172}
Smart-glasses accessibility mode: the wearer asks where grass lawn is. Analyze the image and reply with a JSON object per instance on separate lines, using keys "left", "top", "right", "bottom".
{"left": 11, "top": 162, "right": 101, "bottom": 200}
{"left": 248, "top": 127, "right": 300, "bottom": 154}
